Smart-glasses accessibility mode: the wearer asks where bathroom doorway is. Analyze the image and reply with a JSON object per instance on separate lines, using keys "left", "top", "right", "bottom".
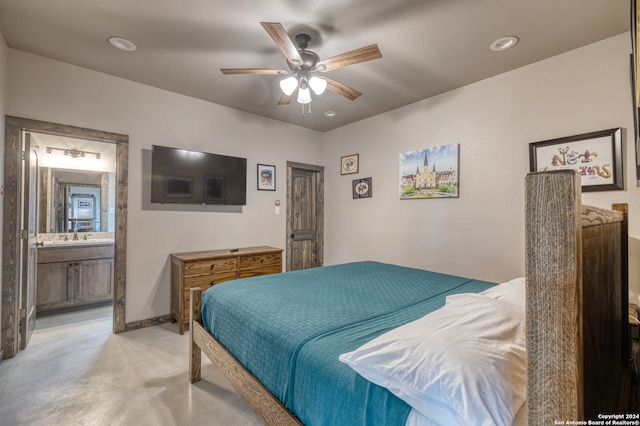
{"left": 1, "top": 116, "right": 129, "bottom": 359}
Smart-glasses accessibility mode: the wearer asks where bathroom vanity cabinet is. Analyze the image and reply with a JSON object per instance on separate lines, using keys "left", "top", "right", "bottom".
{"left": 36, "top": 243, "right": 114, "bottom": 315}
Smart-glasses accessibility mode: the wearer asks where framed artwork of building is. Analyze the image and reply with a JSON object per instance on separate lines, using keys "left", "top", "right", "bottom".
{"left": 399, "top": 144, "right": 459, "bottom": 199}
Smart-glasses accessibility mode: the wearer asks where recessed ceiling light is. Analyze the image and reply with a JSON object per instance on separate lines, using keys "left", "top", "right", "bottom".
{"left": 490, "top": 36, "right": 519, "bottom": 52}
{"left": 108, "top": 36, "right": 136, "bottom": 52}
{"left": 324, "top": 111, "right": 337, "bottom": 117}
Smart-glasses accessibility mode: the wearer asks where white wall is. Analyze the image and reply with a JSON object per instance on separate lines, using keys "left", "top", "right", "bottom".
{"left": 6, "top": 32, "right": 640, "bottom": 323}
{"left": 0, "top": 30, "right": 7, "bottom": 329}
{"left": 323, "top": 33, "right": 640, "bottom": 295}
{"left": 6, "top": 50, "right": 324, "bottom": 322}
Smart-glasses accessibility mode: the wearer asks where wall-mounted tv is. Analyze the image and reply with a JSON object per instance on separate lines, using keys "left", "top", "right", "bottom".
{"left": 151, "top": 145, "right": 247, "bottom": 205}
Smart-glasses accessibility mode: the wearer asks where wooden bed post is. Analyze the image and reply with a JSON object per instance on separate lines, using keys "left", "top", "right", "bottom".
{"left": 525, "top": 170, "right": 583, "bottom": 423}
{"left": 189, "top": 287, "right": 202, "bottom": 383}
{"left": 612, "top": 203, "right": 630, "bottom": 412}
{"left": 526, "top": 170, "right": 629, "bottom": 423}
{"left": 187, "top": 287, "right": 303, "bottom": 425}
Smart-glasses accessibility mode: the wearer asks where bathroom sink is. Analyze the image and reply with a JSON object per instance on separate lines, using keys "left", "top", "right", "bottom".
{"left": 41, "top": 239, "right": 114, "bottom": 247}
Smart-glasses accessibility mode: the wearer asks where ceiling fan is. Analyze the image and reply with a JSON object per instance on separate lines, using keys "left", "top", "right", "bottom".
{"left": 221, "top": 22, "right": 382, "bottom": 106}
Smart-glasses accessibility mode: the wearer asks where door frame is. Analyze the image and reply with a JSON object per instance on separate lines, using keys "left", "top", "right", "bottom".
{"left": 20, "top": 133, "right": 38, "bottom": 350}
{"left": 1, "top": 116, "right": 129, "bottom": 359}
{"left": 285, "top": 161, "right": 324, "bottom": 271}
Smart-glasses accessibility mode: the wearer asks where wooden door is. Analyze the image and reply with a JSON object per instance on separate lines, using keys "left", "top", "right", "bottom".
{"left": 19, "top": 133, "right": 38, "bottom": 350}
{"left": 286, "top": 162, "right": 324, "bottom": 271}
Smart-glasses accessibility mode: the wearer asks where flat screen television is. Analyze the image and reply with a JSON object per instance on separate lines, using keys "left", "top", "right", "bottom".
{"left": 151, "top": 145, "right": 247, "bottom": 205}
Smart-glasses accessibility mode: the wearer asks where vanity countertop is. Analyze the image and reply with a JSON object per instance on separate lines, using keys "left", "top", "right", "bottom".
{"left": 38, "top": 232, "right": 115, "bottom": 248}
{"left": 38, "top": 239, "right": 114, "bottom": 248}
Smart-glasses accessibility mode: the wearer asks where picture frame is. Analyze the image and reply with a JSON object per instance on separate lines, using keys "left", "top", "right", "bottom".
{"left": 632, "top": 0, "right": 640, "bottom": 179}
{"left": 341, "top": 154, "right": 359, "bottom": 175}
{"left": 352, "top": 177, "right": 372, "bottom": 199}
{"left": 399, "top": 144, "right": 459, "bottom": 199}
{"left": 529, "top": 128, "right": 623, "bottom": 192}
{"left": 257, "top": 164, "right": 276, "bottom": 191}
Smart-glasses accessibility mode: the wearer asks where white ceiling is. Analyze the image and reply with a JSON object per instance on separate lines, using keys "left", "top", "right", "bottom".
{"left": 0, "top": 0, "right": 631, "bottom": 132}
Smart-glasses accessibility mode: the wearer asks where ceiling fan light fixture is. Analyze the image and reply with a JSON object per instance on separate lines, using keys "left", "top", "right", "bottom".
{"left": 297, "top": 87, "right": 312, "bottom": 104}
{"left": 280, "top": 76, "right": 298, "bottom": 96}
{"left": 309, "top": 76, "right": 327, "bottom": 95}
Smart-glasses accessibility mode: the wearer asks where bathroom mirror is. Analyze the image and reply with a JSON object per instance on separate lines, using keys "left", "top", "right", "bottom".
{"left": 38, "top": 168, "right": 115, "bottom": 233}
{"left": 32, "top": 132, "right": 117, "bottom": 234}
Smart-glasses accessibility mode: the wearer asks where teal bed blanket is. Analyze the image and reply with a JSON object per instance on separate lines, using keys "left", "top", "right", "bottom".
{"left": 200, "top": 261, "right": 495, "bottom": 426}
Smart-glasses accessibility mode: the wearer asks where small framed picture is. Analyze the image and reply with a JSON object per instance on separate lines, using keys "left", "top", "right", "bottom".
{"left": 353, "top": 177, "right": 372, "bottom": 199}
{"left": 341, "top": 154, "right": 359, "bottom": 175}
{"left": 257, "top": 164, "right": 276, "bottom": 191}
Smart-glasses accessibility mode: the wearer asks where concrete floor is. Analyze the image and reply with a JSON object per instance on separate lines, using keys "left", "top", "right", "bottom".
{"left": 0, "top": 307, "right": 262, "bottom": 425}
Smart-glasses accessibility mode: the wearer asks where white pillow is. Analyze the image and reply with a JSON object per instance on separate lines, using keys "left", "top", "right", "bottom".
{"left": 339, "top": 293, "right": 526, "bottom": 426}
{"left": 480, "top": 277, "right": 526, "bottom": 307}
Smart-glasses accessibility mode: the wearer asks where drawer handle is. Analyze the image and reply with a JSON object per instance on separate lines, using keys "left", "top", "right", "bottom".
{"left": 210, "top": 264, "right": 215, "bottom": 269}
{"left": 209, "top": 281, "right": 215, "bottom": 286}
{"left": 260, "top": 259, "right": 264, "bottom": 263}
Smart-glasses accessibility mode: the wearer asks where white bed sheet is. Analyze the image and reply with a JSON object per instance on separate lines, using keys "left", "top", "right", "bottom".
{"left": 340, "top": 277, "right": 527, "bottom": 426}
{"left": 405, "top": 277, "right": 527, "bottom": 426}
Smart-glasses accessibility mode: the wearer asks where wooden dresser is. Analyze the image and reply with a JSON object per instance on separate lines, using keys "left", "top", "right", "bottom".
{"left": 170, "top": 246, "right": 283, "bottom": 334}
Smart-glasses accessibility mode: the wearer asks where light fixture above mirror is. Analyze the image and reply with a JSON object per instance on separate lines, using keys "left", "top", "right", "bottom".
{"left": 46, "top": 146, "right": 101, "bottom": 159}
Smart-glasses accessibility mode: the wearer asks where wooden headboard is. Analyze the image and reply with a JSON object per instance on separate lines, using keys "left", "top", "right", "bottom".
{"left": 525, "top": 170, "right": 629, "bottom": 423}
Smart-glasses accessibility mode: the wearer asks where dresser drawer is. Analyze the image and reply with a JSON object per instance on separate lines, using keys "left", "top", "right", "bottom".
{"left": 184, "top": 271, "right": 237, "bottom": 289}
{"left": 238, "top": 264, "right": 282, "bottom": 279}
{"left": 184, "top": 257, "right": 237, "bottom": 277}
{"left": 171, "top": 246, "right": 283, "bottom": 335}
{"left": 239, "top": 252, "right": 282, "bottom": 269}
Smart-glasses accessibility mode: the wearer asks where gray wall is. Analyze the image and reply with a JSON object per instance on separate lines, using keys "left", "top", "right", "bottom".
{"left": 6, "top": 49, "right": 324, "bottom": 322}
{"left": 3, "top": 32, "right": 640, "bottom": 322}
{"left": 323, "top": 33, "right": 640, "bottom": 297}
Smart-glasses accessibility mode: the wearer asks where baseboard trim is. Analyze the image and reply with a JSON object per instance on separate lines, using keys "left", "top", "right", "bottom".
{"left": 37, "top": 300, "right": 113, "bottom": 317}
{"left": 124, "top": 314, "right": 171, "bottom": 332}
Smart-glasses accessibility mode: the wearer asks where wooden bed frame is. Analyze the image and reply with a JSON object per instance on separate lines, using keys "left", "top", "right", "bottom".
{"left": 189, "top": 170, "right": 630, "bottom": 425}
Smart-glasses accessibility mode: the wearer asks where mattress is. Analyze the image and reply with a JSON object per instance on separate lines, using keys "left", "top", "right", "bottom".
{"left": 201, "top": 261, "right": 495, "bottom": 425}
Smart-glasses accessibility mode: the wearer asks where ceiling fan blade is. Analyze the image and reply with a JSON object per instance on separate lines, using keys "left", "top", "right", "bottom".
{"left": 261, "top": 22, "right": 303, "bottom": 66}
{"left": 278, "top": 87, "right": 299, "bottom": 105}
{"left": 324, "top": 77, "right": 362, "bottom": 101}
{"left": 316, "top": 44, "right": 382, "bottom": 72}
{"left": 221, "top": 68, "right": 289, "bottom": 75}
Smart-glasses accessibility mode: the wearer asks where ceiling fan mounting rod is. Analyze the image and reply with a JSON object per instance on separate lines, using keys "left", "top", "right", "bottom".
{"left": 295, "top": 33, "right": 311, "bottom": 50}
{"left": 298, "top": 69, "right": 311, "bottom": 84}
